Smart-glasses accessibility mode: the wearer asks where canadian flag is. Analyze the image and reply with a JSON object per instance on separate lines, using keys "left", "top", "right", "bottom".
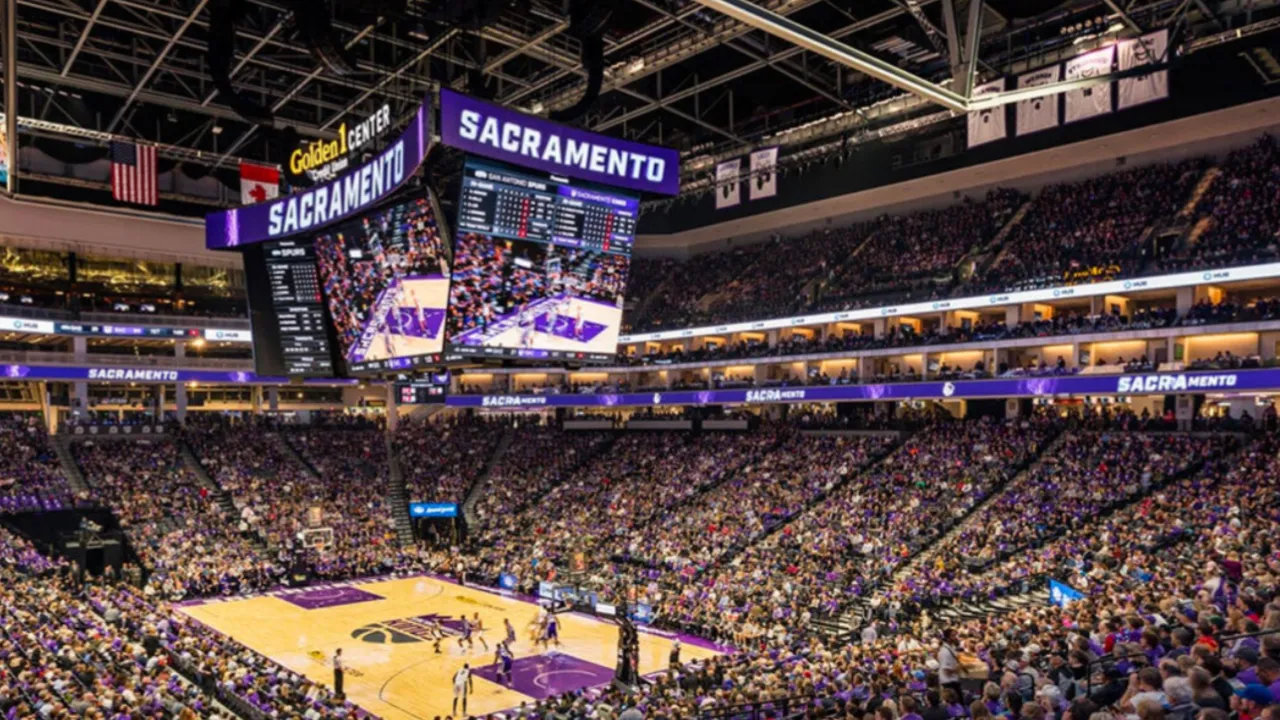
{"left": 239, "top": 162, "right": 280, "bottom": 205}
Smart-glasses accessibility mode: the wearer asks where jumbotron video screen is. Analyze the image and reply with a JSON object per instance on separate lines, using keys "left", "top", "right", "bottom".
{"left": 446, "top": 158, "right": 636, "bottom": 362}
{"left": 313, "top": 193, "right": 452, "bottom": 373}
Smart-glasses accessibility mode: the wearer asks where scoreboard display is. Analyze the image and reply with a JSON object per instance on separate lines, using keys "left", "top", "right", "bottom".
{"left": 445, "top": 157, "right": 635, "bottom": 363}
{"left": 243, "top": 190, "right": 450, "bottom": 377}
{"left": 262, "top": 239, "right": 335, "bottom": 376}
{"left": 456, "top": 160, "right": 637, "bottom": 250}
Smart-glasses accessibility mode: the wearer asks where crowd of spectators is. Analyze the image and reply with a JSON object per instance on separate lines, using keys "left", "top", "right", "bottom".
{"left": 471, "top": 427, "right": 614, "bottom": 529}
{"left": 3, "top": 411, "right": 1280, "bottom": 720}
{"left": 977, "top": 160, "right": 1207, "bottom": 295}
{"left": 0, "top": 524, "right": 371, "bottom": 719}
{"left": 0, "top": 411, "right": 85, "bottom": 513}
{"left": 1159, "top": 137, "right": 1280, "bottom": 274}
{"left": 392, "top": 415, "right": 509, "bottom": 505}
{"left": 886, "top": 432, "right": 1235, "bottom": 605}
{"left": 820, "top": 189, "right": 1025, "bottom": 310}
{"left": 72, "top": 439, "right": 276, "bottom": 599}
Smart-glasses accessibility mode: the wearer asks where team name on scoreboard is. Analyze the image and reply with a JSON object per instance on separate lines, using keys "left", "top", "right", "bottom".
{"left": 456, "top": 111, "right": 668, "bottom": 186}
{"left": 268, "top": 142, "right": 406, "bottom": 237}
{"left": 439, "top": 89, "right": 680, "bottom": 196}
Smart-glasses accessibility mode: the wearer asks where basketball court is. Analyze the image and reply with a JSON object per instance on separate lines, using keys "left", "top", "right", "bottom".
{"left": 350, "top": 274, "right": 450, "bottom": 364}
{"left": 451, "top": 295, "right": 623, "bottom": 354}
{"left": 178, "top": 575, "right": 723, "bottom": 719}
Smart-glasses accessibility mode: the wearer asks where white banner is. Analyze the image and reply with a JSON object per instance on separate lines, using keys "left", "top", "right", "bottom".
{"left": 1118, "top": 30, "right": 1169, "bottom": 109}
{"left": 1064, "top": 46, "right": 1115, "bottom": 123}
{"left": 967, "top": 79, "right": 1008, "bottom": 147}
{"left": 1016, "top": 65, "right": 1060, "bottom": 136}
{"left": 748, "top": 147, "right": 778, "bottom": 200}
{"left": 715, "top": 159, "right": 741, "bottom": 209}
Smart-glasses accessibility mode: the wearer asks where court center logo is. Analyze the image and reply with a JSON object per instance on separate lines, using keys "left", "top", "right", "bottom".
{"left": 351, "top": 613, "right": 467, "bottom": 645}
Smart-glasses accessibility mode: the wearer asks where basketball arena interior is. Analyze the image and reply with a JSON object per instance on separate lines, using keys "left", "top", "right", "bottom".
{"left": 2, "top": 0, "right": 1280, "bottom": 718}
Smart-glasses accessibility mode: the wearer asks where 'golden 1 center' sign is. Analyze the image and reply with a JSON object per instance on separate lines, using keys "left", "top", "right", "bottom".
{"left": 290, "top": 104, "right": 394, "bottom": 182}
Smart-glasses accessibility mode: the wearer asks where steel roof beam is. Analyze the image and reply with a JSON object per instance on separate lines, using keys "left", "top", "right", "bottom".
{"left": 21, "top": 0, "right": 426, "bottom": 100}
{"left": 503, "top": 0, "right": 827, "bottom": 109}
{"left": 106, "top": 0, "right": 210, "bottom": 133}
{"left": 690, "top": 0, "right": 968, "bottom": 111}
{"left": 60, "top": 0, "right": 107, "bottom": 76}
{"left": 592, "top": 4, "right": 931, "bottom": 132}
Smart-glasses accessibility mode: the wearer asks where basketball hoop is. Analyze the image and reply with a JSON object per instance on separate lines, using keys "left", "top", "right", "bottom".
{"left": 301, "top": 527, "right": 335, "bottom": 552}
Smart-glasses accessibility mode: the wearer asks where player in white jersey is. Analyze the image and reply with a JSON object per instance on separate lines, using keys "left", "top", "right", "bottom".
{"left": 452, "top": 663, "right": 472, "bottom": 716}
{"left": 470, "top": 612, "right": 489, "bottom": 651}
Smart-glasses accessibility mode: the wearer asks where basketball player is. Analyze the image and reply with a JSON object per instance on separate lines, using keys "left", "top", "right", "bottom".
{"left": 504, "top": 618, "right": 517, "bottom": 648}
{"left": 518, "top": 305, "right": 536, "bottom": 348}
{"left": 452, "top": 663, "right": 472, "bottom": 716}
{"left": 573, "top": 305, "right": 585, "bottom": 342}
{"left": 458, "top": 616, "right": 477, "bottom": 652}
{"left": 471, "top": 612, "right": 489, "bottom": 651}
{"left": 496, "top": 642, "right": 514, "bottom": 685}
{"left": 539, "top": 611, "right": 561, "bottom": 650}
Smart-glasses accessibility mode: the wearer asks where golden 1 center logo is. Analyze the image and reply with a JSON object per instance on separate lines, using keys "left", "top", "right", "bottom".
{"left": 291, "top": 105, "right": 393, "bottom": 182}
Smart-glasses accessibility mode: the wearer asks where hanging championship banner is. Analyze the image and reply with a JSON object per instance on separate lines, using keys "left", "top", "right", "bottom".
{"left": 1064, "top": 46, "right": 1116, "bottom": 123}
{"left": 1118, "top": 30, "right": 1170, "bottom": 109}
{"left": 715, "top": 158, "right": 741, "bottom": 209}
{"left": 748, "top": 146, "right": 778, "bottom": 200}
{"left": 1016, "top": 65, "right": 1060, "bottom": 136}
{"left": 967, "top": 79, "right": 1008, "bottom": 147}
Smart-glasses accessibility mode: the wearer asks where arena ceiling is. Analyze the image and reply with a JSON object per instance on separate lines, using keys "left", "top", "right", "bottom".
{"left": 7, "top": 0, "right": 1278, "bottom": 193}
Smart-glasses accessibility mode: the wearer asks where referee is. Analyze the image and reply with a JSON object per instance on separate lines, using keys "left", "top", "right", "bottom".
{"left": 333, "top": 648, "right": 344, "bottom": 698}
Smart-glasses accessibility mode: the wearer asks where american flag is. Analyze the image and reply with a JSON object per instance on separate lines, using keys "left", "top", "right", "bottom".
{"left": 110, "top": 141, "right": 158, "bottom": 206}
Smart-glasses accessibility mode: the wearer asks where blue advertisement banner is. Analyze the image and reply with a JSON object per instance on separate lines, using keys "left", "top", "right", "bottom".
{"left": 0, "top": 364, "right": 356, "bottom": 386}
{"left": 1049, "top": 579, "right": 1086, "bottom": 607}
{"left": 439, "top": 89, "right": 681, "bottom": 196}
{"left": 448, "top": 368, "right": 1272, "bottom": 409}
{"left": 206, "top": 97, "right": 433, "bottom": 250}
{"left": 630, "top": 603, "right": 654, "bottom": 624}
{"left": 499, "top": 573, "right": 518, "bottom": 590}
{"left": 409, "top": 502, "right": 458, "bottom": 518}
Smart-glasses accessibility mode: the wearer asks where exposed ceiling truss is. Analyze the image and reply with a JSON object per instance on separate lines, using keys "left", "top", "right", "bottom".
{"left": 3, "top": 0, "right": 1276, "bottom": 196}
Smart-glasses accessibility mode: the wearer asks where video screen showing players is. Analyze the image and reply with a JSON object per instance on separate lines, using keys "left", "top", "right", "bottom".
{"left": 313, "top": 193, "right": 451, "bottom": 372}
{"left": 446, "top": 158, "right": 636, "bottom": 362}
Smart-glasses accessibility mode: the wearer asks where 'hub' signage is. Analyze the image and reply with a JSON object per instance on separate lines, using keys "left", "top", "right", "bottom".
{"left": 439, "top": 89, "right": 680, "bottom": 196}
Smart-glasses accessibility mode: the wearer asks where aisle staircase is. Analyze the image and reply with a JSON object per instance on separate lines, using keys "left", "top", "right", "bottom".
{"left": 280, "top": 433, "right": 322, "bottom": 479}
{"left": 178, "top": 437, "right": 269, "bottom": 550}
{"left": 1179, "top": 166, "right": 1221, "bottom": 217}
{"left": 385, "top": 433, "right": 414, "bottom": 547}
{"left": 51, "top": 435, "right": 92, "bottom": 495}
{"left": 819, "top": 427, "right": 1067, "bottom": 639}
{"left": 887, "top": 432, "right": 1070, "bottom": 585}
{"left": 976, "top": 199, "right": 1035, "bottom": 278}
{"left": 462, "top": 425, "right": 516, "bottom": 528}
